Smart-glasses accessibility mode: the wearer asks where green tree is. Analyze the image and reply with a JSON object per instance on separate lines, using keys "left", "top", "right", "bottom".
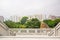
{"left": 4, "top": 20, "right": 19, "bottom": 28}
{"left": 20, "top": 16, "right": 28, "bottom": 25}
{"left": 43, "top": 20, "right": 56, "bottom": 28}
{"left": 25, "top": 18, "right": 41, "bottom": 28}
{"left": 54, "top": 18, "right": 60, "bottom": 25}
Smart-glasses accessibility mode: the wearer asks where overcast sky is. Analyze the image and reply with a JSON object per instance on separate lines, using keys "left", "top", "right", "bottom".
{"left": 0, "top": 0, "right": 60, "bottom": 19}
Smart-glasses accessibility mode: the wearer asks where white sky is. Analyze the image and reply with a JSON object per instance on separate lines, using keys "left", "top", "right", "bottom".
{"left": 0, "top": 0, "right": 60, "bottom": 19}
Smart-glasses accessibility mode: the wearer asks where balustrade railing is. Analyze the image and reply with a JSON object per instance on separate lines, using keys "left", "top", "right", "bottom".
{"left": 9, "top": 28, "right": 55, "bottom": 36}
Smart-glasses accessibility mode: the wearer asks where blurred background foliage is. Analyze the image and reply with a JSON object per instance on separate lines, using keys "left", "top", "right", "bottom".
{"left": 4, "top": 16, "right": 60, "bottom": 28}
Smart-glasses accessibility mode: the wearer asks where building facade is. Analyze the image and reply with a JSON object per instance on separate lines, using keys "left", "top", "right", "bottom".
{"left": 48, "top": 15, "right": 60, "bottom": 20}
{"left": 10, "top": 16, "right": 21, "bottom": 22}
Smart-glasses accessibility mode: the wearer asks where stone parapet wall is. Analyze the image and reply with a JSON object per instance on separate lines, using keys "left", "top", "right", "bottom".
{"left": 9, "top": 28, "right": 55, "bottom": 36}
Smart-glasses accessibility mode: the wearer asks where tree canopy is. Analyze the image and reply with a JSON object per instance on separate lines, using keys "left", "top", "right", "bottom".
{"left": 20, "top": 16, "right": 28, "bottom": 25}
{"left": 43, "top": 19, "right": 60, "bottom": 28}
{"left": 4, "top": 17, "right": 40, "bottom": 28}
{"left": 25, "top": 18, "right": 41, "bottom": 28}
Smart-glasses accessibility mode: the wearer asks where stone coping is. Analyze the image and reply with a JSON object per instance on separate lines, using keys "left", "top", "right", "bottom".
{"left": 0, "top": 36, "right": 60, "bottom": 38}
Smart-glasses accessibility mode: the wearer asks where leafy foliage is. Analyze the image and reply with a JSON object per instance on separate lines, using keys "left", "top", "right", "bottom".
{"left": 54, "top": 18, "right": 60, "bottom": 25}
{"left": 4, "top": 17, "right": 40, "bottom": 28}
{"left": 19, "top": 24, "right": 27, "bottom": 28}
{"left": 4, "top": 20, "right": 19, "bottom": 28}
{"left": 20, "top": 16, "right": 28, "bottom": 25}
{"left": 43, "top": 19, "right": 60, "bottom": 28}
{"left": 4, "top": 16, "right": 60, "bottom": 28}
{"left": 25, "top": 18, "right": 41, "bottom": 28}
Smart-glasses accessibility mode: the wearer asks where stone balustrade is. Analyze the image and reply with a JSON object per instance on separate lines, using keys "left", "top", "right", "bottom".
{"left": 9, "top": 28, "right": 55, "bottom": 36}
